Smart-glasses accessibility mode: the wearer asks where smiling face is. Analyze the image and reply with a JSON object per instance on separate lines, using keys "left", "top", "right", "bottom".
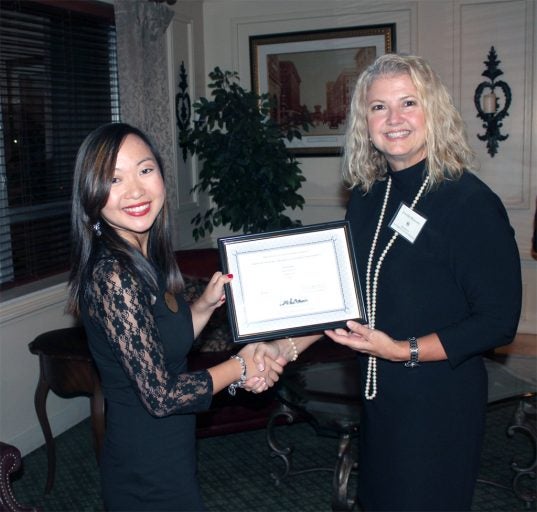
{"left": 100, "top": 134, "right": 165, "bottom": 254}
{"left": 366, "top": 73, "right": 427, "bottom": 171}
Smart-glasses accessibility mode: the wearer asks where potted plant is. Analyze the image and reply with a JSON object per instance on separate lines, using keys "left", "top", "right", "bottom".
{"left": 180, "top": 67, "right": 310, "bottom": 241}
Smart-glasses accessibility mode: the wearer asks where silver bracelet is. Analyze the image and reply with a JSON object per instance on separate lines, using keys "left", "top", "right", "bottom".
{"left": 228, "top": 354, "right": 247, "bottom": 396}
{"left": 404, "top": 336, "right": 420, "bottom": 368}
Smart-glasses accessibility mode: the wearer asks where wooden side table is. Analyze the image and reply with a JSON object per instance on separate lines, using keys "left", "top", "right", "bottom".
{"left": 266, "top": 359, "right": 361, "bottom": 512}
{"left": 28, "top": 327, "right": 104, "bottom": 494}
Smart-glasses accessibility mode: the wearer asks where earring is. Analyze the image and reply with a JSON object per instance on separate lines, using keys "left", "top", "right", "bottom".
{"left": 92, "top": 221, "right": 102, "bottom": 237}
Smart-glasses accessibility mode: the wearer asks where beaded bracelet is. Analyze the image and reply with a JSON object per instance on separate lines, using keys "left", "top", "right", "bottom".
{"left": 228, "top": 354, "right": 247, "bottom": 396}
{"left": 287, "top": 337, "right": 298, "bottom": 362}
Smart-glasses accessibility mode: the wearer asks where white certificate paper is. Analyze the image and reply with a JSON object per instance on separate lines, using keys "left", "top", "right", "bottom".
{"left": 218, "top": 221, "right": 366, "bottom": 343}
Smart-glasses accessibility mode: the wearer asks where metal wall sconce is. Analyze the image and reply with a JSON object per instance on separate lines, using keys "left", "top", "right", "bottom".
{"left": 176, "top": 61, "right": 191, "bottom": 163}
{"left": 474, "top": 46, "right": 512, "bottom": 157}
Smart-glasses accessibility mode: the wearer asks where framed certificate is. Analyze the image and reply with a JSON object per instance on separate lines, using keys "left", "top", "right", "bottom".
{"left": 218, "top": 220, "right": 367, "bottom": 343}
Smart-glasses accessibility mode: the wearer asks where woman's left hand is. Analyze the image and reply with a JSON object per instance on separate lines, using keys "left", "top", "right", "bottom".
{"left": 190, "top": 272, "right": 232, "bottom": 339}
{"left": 325, "top": 320, "right": 405, "bottom": 361}
{"left": 198, "top": 272, "right": 232, "bottom": 311}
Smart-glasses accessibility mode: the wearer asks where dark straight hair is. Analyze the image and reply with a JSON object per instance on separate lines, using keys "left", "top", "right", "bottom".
{"left": 66, "top": 123, "right": 182, "bottom": 315}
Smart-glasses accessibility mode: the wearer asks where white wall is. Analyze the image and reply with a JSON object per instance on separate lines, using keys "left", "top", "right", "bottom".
{"left": 199, "top": 0, "right": 414, "bottom": 232}
{"left": 0, "top": 284, "right": 87, "bottom": 456}
{"left": 191, "top": 0, "right": 536, "bottom": 333}
{"left": 1, "top": 0, "right": 535, "bottom": 456}
{"left": 165, "top": 0, "right": 206, "bottom": 249}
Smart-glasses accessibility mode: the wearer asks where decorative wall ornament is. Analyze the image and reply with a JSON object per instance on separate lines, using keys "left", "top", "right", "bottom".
{"left": 474, "top": 46, "right": 512, "bottom": 157}
{"left": 176, "top": 61, "right": 191, "bottom": 163}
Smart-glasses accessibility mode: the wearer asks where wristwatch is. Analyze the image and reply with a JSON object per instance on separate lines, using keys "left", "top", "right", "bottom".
{"left": 404, "top": 337, "right": 420, "bottom": 368}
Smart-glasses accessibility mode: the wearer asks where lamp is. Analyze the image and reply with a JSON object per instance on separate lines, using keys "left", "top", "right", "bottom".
{"left": 473, "top": 46, "right": 511, "bottom": 157}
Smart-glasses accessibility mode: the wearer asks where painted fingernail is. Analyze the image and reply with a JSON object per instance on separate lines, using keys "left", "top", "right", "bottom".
{"left": 227, "top": 273, "right": 233, "bottom": 278}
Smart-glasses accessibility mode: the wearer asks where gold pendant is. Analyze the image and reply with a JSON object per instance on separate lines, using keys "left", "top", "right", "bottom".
{"left": 164, "top": 291, "right": 179, "bottom": 313}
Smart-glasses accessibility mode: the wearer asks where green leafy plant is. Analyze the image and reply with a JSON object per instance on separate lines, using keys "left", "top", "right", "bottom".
{"left": 180, "top": 67, "right": 310, "bottom": 241}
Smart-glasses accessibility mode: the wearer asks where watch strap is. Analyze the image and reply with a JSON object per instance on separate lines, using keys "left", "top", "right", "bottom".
{"left": 404, "top": 336, "right": 420, "bottom": 368}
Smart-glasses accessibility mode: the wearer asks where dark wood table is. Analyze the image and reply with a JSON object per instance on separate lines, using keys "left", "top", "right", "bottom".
{"left": 266, "top": 359, "right": 361, "bottom": 511}
{"left": 28, "top": 327, "right": 104, "bottom": 494}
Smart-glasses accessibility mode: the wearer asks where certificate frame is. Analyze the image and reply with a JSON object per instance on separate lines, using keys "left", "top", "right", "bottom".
{"left": 218, "top": 220, "right": 367, "bottom": 343}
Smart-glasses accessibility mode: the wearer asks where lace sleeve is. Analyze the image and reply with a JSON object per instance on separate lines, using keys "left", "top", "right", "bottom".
{"left": 86, "top": 257, "right": 212, "bottom": 417}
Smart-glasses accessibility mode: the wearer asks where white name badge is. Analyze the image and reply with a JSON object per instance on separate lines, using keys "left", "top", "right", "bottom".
{"left": 389, "top": 203, "right": 427, "bottom": 243}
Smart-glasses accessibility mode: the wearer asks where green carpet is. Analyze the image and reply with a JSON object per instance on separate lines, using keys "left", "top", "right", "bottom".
{"left": 10, "top": 398, "right": 537, "bottom": 512}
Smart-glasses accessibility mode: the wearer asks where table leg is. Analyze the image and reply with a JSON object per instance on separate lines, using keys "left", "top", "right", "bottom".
{"left": 507, "top": 398, "right": 536, "bottom": 506}
{"left": 267, "top": 403, "right": 358, "bottom": 512}
{"left": 332, "top": 433, "right": 357, "bottom": 511}
{"left": 266, "top": 403, "right": 298, "bottom": 484}
{"left": 33, "top": 367, "right": 55, "bottom": 495}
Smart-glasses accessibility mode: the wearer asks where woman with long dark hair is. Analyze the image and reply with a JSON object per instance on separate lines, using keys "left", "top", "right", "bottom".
{"left": 67, "top": 123, "right": 284, "bottom": 511}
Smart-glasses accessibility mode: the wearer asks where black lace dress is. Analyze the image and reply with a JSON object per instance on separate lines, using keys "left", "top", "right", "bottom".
{"left": 80, "top": 254, "right": 213, "bottom": 511}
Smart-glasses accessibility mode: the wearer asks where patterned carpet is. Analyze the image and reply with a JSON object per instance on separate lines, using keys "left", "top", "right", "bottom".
{"left": 10, "top": 395, "right": 537, "bottom": 512}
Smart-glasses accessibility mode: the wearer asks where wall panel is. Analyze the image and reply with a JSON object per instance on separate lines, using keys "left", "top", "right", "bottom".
{"left": 455, "top": 0, "right": 536, "bottom": 332}
{"left": 457, "top": 0, "right": 532, "bottom": 207}
{"left": 167, "top": 4, "right": 208, "bottom": 248}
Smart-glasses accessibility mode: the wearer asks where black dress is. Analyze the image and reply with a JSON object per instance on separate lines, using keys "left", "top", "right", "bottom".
{"left": 346, "top": 160, "right": 522, "bottom": 511}
{"left": 80, "top": 253, "right": 213, "bottom": 511}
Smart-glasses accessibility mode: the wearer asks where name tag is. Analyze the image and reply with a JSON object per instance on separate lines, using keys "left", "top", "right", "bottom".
{"left": 389, "top": 203, "right": 427, "bottom": 243}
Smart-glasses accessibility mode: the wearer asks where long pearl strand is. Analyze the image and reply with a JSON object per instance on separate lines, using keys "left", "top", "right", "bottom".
{"left": 364, "top": 175, "right": 429, "bottom": 400}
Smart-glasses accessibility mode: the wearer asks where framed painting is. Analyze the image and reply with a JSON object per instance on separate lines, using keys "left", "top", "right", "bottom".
{"left": 250, "top": 24, "right": 396, "bottom": 156}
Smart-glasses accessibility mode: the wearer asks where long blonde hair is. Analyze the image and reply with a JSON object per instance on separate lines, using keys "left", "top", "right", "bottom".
{"left": 343, "top": 53, "right": 475, "bottom": 192}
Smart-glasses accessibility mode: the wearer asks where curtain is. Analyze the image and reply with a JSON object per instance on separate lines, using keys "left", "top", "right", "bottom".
{"left": 0, "top": 0, "right": 118, "bottom": 287}
{"left": 114, "top": 0, "right": 177, "bottom": 208}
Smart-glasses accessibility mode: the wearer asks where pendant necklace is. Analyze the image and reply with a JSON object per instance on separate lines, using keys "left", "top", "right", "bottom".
{"left": 364, "top": 174, "right": 429, "bottom": 400}
{"left": 164, "top": 291, "right": 179, "bottom": 313}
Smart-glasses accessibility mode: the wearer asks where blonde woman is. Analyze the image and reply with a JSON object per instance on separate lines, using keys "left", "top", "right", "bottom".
{"left": 257, "top": 54, "right": 523, "bottom": 510}
{"left": 323, "top": 53, "right": 522, "bottom": 510}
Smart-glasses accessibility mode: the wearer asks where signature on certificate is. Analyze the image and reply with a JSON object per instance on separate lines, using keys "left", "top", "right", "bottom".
{"left": 280, "top": 297, "right": 308, "bottom": 307}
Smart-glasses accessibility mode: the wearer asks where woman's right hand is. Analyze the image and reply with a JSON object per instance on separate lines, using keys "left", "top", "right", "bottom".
{"left": 238, "top": 342, "right": 285, "bottom": 390}
{"left": 325, "top": 321, "right": 407, "bottom": 361}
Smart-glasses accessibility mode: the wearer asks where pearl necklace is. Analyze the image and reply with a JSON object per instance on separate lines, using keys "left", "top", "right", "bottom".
{"left": 364, "top": 174, "right": 429, "bottom": 400}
